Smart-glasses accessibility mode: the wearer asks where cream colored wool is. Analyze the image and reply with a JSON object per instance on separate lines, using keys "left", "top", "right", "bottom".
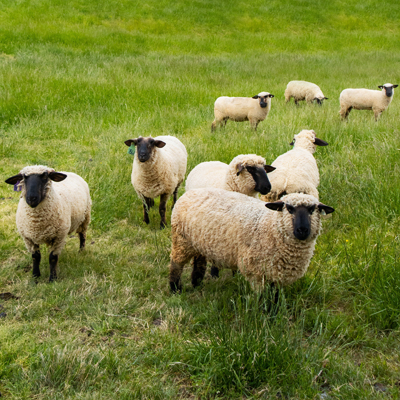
{"left": 169, "top": 189, "right": 323, "bottom": 289}
{"left": 261, "top": 129, "right": 321, "bottom": 202}
{"left": 15, "top": 165, "right": 91, "bottom": 256}
{"left": 212, "top": 92, "right": 273, "bottom": 130}
{"left": 185, "top": 154, "right": 267, "bottom": 198}
{"left": 285, "top": 81, "right": 326, "bottom": 104}
{"left": 339, "top": 83, "right": 396, "bottom": 121}
{"left": 131, "top": 135, "right": 187, "bottom": 201}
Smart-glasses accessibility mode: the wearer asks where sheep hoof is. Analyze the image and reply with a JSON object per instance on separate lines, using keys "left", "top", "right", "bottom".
{"left": 170, "top": 281, "right": 182, "bottom": 293}
{"left": 210, "top": 266, "right": 219, "bottom": 278}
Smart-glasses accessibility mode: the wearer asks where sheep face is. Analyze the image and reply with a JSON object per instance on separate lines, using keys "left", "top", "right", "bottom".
{"left": 289, "top": 130, "right": 328, "bottom": 152}
{"left": 124, "top": 136, "right": 166, "bottom": 163}
{"left": 314, "top": 97, "right": 328, "bottom": 105}
{"left": 5, "top": 167, "right": 67, "bottom": 208}
{"left": 378, "top": 83, "right": 399, "bottom": 98}
{"left": 252, "top": 92, "right": 274, "bottom": 108}
{"left": 266, "top": 196, "right": 334, "bottom": 241}
{"left": 237, "top": 164, "right": 275, "bottom": 195}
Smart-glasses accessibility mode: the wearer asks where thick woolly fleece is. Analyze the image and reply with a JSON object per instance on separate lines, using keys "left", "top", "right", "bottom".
{"left": 16, "top": 165, "right": 91, "bottom": 255}
{"left": 212, "top": 92, "right": 272, "bottom": 128}
{"left": 339, "top": 83, "right": 396, "bottom": 120}
{"left": 131, "top": 135, "right": 187, "bottom": 201}
{"left": 169, "top": 189, "right": 322, "bottom": 289}
{"left": 285, "top": 81, "right": 326, "bottom": 104}
{"left": 185, "top": 154, "right": 267, "bottom": 197}
{"left": 261, "top": 129, "right": 320, "bottom": 202}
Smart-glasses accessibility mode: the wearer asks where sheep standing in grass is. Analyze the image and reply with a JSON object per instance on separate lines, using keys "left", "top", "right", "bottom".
{"left": 168, "top": 188, "right": 334, "bottom": 292}
{"left": 124, "top": 135, "right": 187, "bottom": 229}
{"left": 285, "top": 81, "right": 328, "bottom": 105}
{"left": 339, "top": 83, "right": 398, "bottom": 121}
{"left": 5, "top": 165, "right": 91, "bottom": 282}
{"left": 211, "top": 92, "right": 274, "bottom": 131}
{"left": 260, "top": 130, "right": 328, "bottom": 202}
{"left": 185, "top": 154, "right": 275, "bottom": 198}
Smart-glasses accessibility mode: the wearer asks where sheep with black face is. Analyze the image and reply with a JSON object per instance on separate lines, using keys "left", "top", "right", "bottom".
{"left": 285, "top": 81, "right": 328, "bottom": 106}
{"left": 5, "top": 165, "right": 91, "bottom": 281}
{"left": 211, "top": 92, "right": 274, "bottom": 131}
{"left": 124, "top": 135, "right": 187, "bottom": 229}
{"left": 185, "top": 154, "right": 275, "bottom": 198}
{"left": 168, "top": 189, "right": 334, "bottom": 292}
{"left": 339, "top": 83, "right": 398, "bottom": 121}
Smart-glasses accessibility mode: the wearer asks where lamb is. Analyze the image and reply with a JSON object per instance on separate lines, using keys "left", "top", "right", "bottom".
{"left": 185, "top": 154, "right": 276, "bottom": 198}
{"left": 285, "top": 81, "right": 328, "bottom": 105}
{"left": 211, "top": 92, "right": 274, "bottom": 131}
{"left": 124, "top": 135, "right": 187, "bottom": 229}
{"left": 5, "top": 165, "right": 91, "bottom": 282}
{"left": 168, "top": 188, "right": 334, "bottom": 292}
{"left": 339, "top": 83, "right": 398, "bottom": 121}
{"left": 260, "top": 129, "right": 328, "bottom": 202}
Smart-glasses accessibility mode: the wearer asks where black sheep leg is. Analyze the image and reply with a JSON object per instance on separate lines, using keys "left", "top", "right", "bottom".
{"left": 191, "top": 255, "right": 207, "bottom": 287}
{"left": 32, "top": 248, "right": 41, "bottom": 278}
{"left": 49, "top": 252, "right": 58, "bottom": 282}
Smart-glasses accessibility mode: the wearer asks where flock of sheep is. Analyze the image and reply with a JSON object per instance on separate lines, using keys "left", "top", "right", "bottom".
{"left": 5, "top": 80, "right": 397, "bottom": 294}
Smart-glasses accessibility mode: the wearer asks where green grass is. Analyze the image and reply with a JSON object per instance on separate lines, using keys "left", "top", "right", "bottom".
{"left": 1, "top": 0, "right": 400, "bottom": 398}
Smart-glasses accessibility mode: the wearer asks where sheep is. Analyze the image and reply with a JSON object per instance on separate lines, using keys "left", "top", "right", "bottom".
{"left": 285, "top": 81, "right": 328, "bottom": 105}
{"left": 260, "top": 129, "right": 328, "bottom": 202}
{"left": 339, "top": 83, "right": 398, "bottom": 121}
{"left": 5, "top": 165, "right": 91, "bottom": 282}
{"left": 124, "top": 135, "right": 187, "bottom": 229}
{"left": 185, "top": 154, "right": 276, "bottom": 198}
{"left": 168, "top": 188, "right": 334, "bottom": 292}
{"left": 211, "top": 92, "right": 274, "bottom": 131}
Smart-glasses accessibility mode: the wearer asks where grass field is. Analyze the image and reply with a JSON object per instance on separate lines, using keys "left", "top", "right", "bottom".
{"left": 1, "top": 0, "right": 400, "bottom": 398}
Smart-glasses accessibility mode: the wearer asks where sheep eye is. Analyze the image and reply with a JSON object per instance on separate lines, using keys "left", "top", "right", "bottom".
{"left": 308, "top": 205, "right": 316, "bottom": 214}
{"left": 286, "top": 205, "right": 295, "bottom": 214}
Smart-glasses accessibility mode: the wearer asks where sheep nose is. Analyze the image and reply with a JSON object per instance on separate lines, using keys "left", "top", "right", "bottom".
{"left": 295, "top": 226, "right": 309, "bottom": 239}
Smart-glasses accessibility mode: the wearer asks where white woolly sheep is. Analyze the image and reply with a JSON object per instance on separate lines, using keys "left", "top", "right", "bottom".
{"left": 339, "top": 83, "right": 398, "bottom": 121}
{"left": 168, "top": 188, "right": 334, "bottom": 292}
{"left": 211, "top": 91, "right": 274, "bottom": 131}
{"left": 185, "top": 154, "right": 275, "bottom": 198}
{"left": 260, "top": 129, "right": 328, "bottom": 202}
{"left": 285, "top": 80, "right": 328, "bottom": 105}
{"left": 124, "top": 135, "right": 187, "bottom": 229}
{"left": 5, "top": 165, "right": 91, "bottom": 282}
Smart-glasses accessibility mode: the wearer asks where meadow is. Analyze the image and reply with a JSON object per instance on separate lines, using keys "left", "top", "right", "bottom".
{"left": 1, "top": 0, "right": 400, "bottom": 398}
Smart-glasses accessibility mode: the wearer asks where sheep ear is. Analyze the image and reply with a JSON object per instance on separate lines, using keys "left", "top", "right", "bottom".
{"left": 236, "top": 164, "right": 245, "bottom": 176}
{"left": 314, "top": 138, "right": 328, "bottom": 146}
{"left": 154, "top": 140, "right": 166, "bottom": 148}
{"left": 268, "top": 94, "right": 274, "bottom": 98}
{"left": 5, "top": 174, "right": 23, "bottom": 185}
{"left": 393, "top": 85, "right": 399, "bottom": 88}
{"left": 265, "top": 201, "right": 285, "bottom": 212}
{"left": 318, "top": 203, "right": 335, "bottom": 215}
{"left": 125, "top": 139, "right": 137, "bottom": 147}
{"left": 289, "top": 140, "right": 294, "bottom": 146}
{"left": 378, "top": 86, "right": 384, "bottom": 89}
{"left": 252, "top": 95, "right": 259, "bottom": 99}
{"left": 49, "top": 172, "right": 67, "bottom": 182}
{"left": 264, "top": 165, "right": 276, "bottom": 173}
{"left": 324, "top": 97, "right": 329, "bottom": 100}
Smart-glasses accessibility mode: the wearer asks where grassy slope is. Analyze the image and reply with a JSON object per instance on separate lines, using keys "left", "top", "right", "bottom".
{"left": 1, "top": 0, "right": 400, "bottom": 398}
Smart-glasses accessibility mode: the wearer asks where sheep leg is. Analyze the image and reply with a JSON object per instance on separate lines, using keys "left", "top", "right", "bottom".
{"left": 211, "top": 120, "right": 217, "bottom": 132}
{"left": 143, "top": 196, "right": 153, "bottom": 224}
{"left": 32, "top": 247, "right": 41, "bottom": 278}
{"left": 250, "top": 119, "right": 259, "bottom": 131}
{"left": 79, "top": 232, "right": 86, "bottom": 250}
{"left": 210, "top": 265, "right": 219, "bottom": 278}
{"left": 340, "top": 106, "right": 352, "bottom": 120}
{"left": 373, "top": 109, "right": 382, "bottom": 121}
{"left": 159, "top": 193, "right": 169, "bottom": 229}
{"left": 191, "top": 255, "right": 207, "bottom": 287}
{"left": 172, "top": 185, "right": 180, "bottom": 209}
{"left": 49, "top": 251, "right": 58, "bottom": 282}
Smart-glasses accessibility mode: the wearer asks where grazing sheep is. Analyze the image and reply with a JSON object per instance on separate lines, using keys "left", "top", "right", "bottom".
{"left": 339, "top": 83, "right": 398, "bottom": 121}
{"left": 124, "top": 135, "right": 187, "bottom": 229}
{"left": 260, "top": 130, "right": 328, "bottom": 202}
{"left": 5, "top": 165, "right": 91, "bottom": 282}
{"left": 185, "top": 154, "right": 275, "bottom": 198}
{"left": 285, "top": 80, "right": 328, "bottom": 105}
{"left": 211, "top": 92, "right": 274, "bottom": 131}
{"left": 168, "top": 188, "right": 334, "bottom": 292}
